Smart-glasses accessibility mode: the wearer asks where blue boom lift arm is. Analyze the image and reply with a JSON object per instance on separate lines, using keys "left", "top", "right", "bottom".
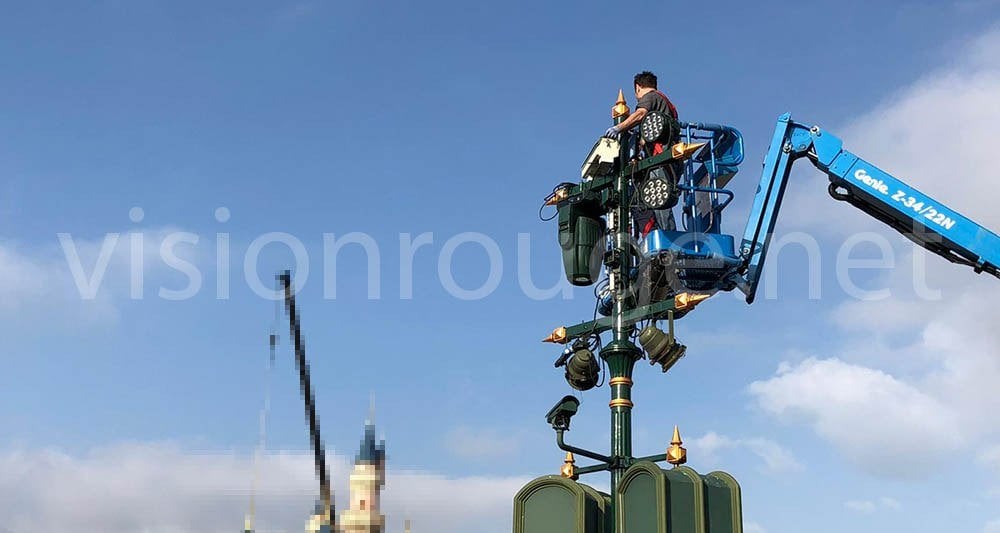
{"left": 737, "top": 113, "right": 1000, "bottom": 302}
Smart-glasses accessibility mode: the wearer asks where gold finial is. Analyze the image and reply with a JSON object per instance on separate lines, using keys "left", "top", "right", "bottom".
{"left": 404, "top": 519, "right": 412, "bottom": 533}
{"left": 560, "top": 451, "right": 579, "bottom": 480}
{"left": 545, "top": 187, "right": 570, "bottom": 206}
{"left": 667, "top": 425, "right": 687, "bottom": 466}
{"left": 675, "top": 292, "right": 711, "bottom": 311}
{"left": 612, "top": 89, "right": 630, "bottom": 119}
{"left": 542, "top": 326, "right": 568, "bottom": 344}
{"left": 670, "top": 142, "right": 707, "bottom": 160}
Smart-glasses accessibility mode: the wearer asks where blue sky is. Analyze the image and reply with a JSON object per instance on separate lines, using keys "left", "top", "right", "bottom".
{"left": 2, "top": 1, "right": 1000, "bottom": 532}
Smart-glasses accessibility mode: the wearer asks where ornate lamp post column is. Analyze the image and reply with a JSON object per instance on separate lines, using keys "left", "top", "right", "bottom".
{"left": 604, "top": 90, "right": 643, "bottom": 497}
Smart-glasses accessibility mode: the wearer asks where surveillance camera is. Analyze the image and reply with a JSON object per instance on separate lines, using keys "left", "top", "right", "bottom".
{"left": 545, "top": 395, "right": 580, "bottom": 431}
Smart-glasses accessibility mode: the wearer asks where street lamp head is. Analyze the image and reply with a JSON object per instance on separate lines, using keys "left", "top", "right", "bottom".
{"left": 639, "top": 324, "right": 687, "bottom": 373}
{"left": 564, "top": 344, "right": 599, "bottom": 391}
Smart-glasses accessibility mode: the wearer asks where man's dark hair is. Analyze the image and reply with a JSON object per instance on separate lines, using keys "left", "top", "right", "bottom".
{"left": 634, "top": 71, "right": 657, "bottom": 89}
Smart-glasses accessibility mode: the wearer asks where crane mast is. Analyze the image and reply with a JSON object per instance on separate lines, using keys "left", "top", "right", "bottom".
{"left": 278, "top": 271, "right": 334, "bottom": 531}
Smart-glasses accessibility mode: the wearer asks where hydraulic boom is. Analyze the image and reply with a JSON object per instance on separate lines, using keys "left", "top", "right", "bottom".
{"left": 738, "top": 113, "right": 1000, "bottom": 302}
{"left": 547, "top": 112, "right": 1000, "bottom": 344}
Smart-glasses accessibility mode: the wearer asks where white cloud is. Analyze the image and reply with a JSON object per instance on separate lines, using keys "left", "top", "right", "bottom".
{"left": 691, "top": 431, "right": 735, "bottom": 458}
{"left": 749, "top": 357, "right": 964, "bottom": 478}
{"left": 844, "top": 496, "right": 903, "bottom": 514}
{"left": 985, "top": 517, "right": 1000, "bottom": 533}
{"left": 879, "top": 496, "right": 902, "bottom": 511}
{"left": 979, "top": 444, "right": 1000, "bottom": 471}
{"left": 385, "top": 469, "right": 526, "bottom": 533}
{"left": 830, "top": 297, "right": 926, "bottom": 334}
{"left": 844, "top": 499, "right": 877, "bottom": 514}
{"left": 744, "top": 521, "right": 766, "bottom": 533}
{"left": 444, "top": 426, "right": 522, "bottom": 460}
{"left": 57, "top": 227, "right": 205, "bottom": 300}
{"left": 0, "top": 240, "right": 119, "bottom": 329}
{"left": 844, "top": 496, "right": 902, "bottom": 514}
{"left": 0, "top": 443, "right": 527, "bottom": 533}
{"left": 0, "top": 227, "right": 208, "bottom": 335}
{"left": 690, "top": 431, "right": 802, "bottom": 475}
{"left": 742, "top": 438, "right": 804, "bottom": 475}
{"left": 750, "top": 279, "right": 1000, "bottom": 479}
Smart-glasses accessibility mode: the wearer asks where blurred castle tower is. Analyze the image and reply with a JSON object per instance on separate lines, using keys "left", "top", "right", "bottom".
{"left": 339, "top": 419, "right": 386, "bottom": 533}
{"left": 302, "top": 415, "right": 393, "bottom": 533}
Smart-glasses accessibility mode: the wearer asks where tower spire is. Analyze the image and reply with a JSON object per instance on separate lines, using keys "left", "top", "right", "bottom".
{"left": 341, "top": 414, "right": 386, "bottom": 532}
{"left": 368, "top": 392, "right": 376, "bottom": 426}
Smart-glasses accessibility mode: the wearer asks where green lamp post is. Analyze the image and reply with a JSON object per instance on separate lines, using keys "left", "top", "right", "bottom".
{"left": 604, "top": 89, "right": 643, "bottom": 496}
{"left": 524, "top": 91, "right": 724, "bottom": 533}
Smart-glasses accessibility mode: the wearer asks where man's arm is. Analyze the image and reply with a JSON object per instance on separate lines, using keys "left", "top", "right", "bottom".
{"left": 615, "top": 107, "right": 648, "bottom": 133}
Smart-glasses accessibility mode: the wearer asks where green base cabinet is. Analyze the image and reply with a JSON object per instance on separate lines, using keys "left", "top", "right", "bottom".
{"left": 617, "top": 462, "right": 742, "bottom": 533}
{"left": 703, "top": 471, "right": 742, "bottom": 532}
{"left": 513, "top": 476, "right": 611, "bottom": 533}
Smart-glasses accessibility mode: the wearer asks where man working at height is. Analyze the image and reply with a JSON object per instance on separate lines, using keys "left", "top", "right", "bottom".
{"left": 605, "top": 71, "right": 681, "bottom": 233}
{"left": 604, "top": 70, "right": 678, "bottom": 156}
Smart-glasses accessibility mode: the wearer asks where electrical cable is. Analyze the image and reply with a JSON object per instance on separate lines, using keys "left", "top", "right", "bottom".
{"left": 539, "top": 203, "right": 557, "bottom": 222}
{"left": 539, "top": 182, "right": 576, "bottom": 221}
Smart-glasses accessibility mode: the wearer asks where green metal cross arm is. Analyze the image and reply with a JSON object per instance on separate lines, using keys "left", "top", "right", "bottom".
{"left": 630, "top": 151, "right": 675, "bottom": 174}
{"left": 563, "top": 298, "right": 677, "bottom": 341}
{"left": 575, "top": 463, "right": 611, "bottom": 476}
{"left": 574, "top": 452, "right": 668, "bottom": 478}
{"left": 580, "top": 152, "right": 677, "bottom": 190}
{"left": 558, "top": 141, "right": 688, "bottom": 200}
{"left": 633, "top": 452, "right": 668, "bottom": 464}
{"left": 569, "top": 175, "right": 614, "bottom": 197}
{"left": 554, "top": 178, "right": 613, "bottom": 210}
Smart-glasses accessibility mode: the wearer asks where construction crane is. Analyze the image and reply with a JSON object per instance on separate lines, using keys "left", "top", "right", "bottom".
{"left": 278, "top": 271, "right": 334, "bottom": 533}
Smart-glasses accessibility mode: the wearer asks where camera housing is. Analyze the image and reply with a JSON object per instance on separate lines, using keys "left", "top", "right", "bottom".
{"left": 545, "top": 395, "right": 581, "bottom": 431}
